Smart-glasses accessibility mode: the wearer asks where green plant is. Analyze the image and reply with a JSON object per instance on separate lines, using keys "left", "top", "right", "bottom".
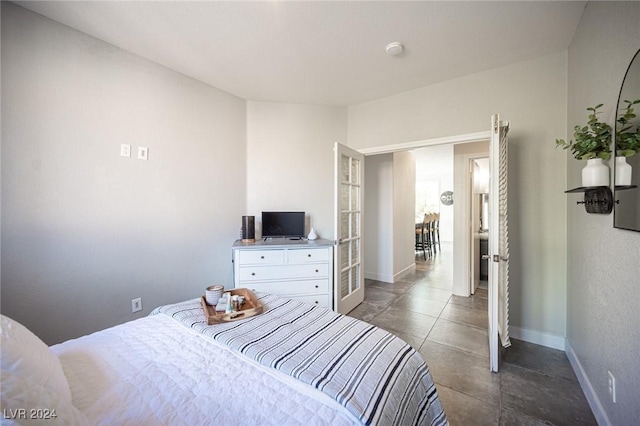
{"left": 556, "top": 104, "right": 612, "bottom": 160}
{"left": 615, "top": 99, "right": 640, "bottom": 157}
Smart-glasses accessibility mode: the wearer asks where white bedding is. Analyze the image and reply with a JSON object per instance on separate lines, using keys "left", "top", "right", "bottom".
{"left": 51, "top": 314, "right": 359, "bottom": 425}
{"left": 153, "top": 295, "right": 447, "bottom": 426}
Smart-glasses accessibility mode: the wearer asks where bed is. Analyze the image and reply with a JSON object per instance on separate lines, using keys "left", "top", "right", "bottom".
{"left": 1, "top": 292, "right": 448, "bottom": 425}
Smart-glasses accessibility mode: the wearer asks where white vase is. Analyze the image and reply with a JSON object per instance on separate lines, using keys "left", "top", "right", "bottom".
{"left": 615, "top": 156, "right": 632, "bottom": 186}
{"left": 307, "top": 227, "right": 318, "bottom": 240}
{"left": 581, "top": 158, "right": 609, "bottom": 187}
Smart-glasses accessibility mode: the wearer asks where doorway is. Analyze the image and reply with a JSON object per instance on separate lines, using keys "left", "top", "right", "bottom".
{"left": 470, "top": 157, "right": 490, "bottom": 296}
{"left": 363, "top": 138, "right": 490, "bottom": 296}
{"left": 360, "top": 131, "right": 492, "bottom": 356}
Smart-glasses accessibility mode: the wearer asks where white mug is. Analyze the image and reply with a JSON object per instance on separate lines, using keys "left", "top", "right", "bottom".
{"left": 205, "top": 285, "right": 224, "bottom": 306}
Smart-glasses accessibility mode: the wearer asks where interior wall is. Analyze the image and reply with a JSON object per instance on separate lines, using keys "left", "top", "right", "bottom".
{"left": 392, "top": 151, "right": 416, "bottom": 280}
{"left": 363, "top": 154, "right": 394, "bottom": 282}
{"left": 413, "top": 144, "right": 454, "bottom": 242}
{"left": 565, "top": 2, "right": 640, "bottom": 424}
{"left": 1, "top": 3, "right": 247, "bottom": 344}
{"left": 245, "top": 101, "right": 347, "bottom": 240}
{"left": 348, "top": 51, "right": 568, "bottom": 342}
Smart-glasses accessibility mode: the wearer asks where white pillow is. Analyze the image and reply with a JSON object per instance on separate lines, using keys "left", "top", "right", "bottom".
{"left": 1, "top": 315, "right": 88, "bottom": 425}
{"left": 1, "top": 370, "right": 88, "bottom": 426}
{"left": 0, "top": 315, "right": 71, "bottom": 401}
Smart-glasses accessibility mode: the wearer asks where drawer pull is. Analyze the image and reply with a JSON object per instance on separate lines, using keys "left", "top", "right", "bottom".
{"left": 315, "top": 285, "right": 319, "bottom": 288}
{"left": 315, "top": 301, "right": 319, "bottom": 304}
{"left": 308, "top": 254, "right": 312, "bottom": 257}
{"left": 251, "top": 272, "right": 256, "bottom": 276}
{"left": 260, "top": 255, "right": 265, "bottom": 259}
{"left": 315, "top": 269, "right": 319, "bottom": 273}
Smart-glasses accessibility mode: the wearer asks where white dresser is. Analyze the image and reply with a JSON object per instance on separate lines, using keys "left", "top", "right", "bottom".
{"left": 232, "top": 239, "right": 334, "bottom": 310}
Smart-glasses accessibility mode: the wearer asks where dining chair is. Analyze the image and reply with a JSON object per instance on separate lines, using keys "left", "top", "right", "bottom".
{"left": 415, "top": 214, "right": 430, "bottom": 259}
{"left": 431, "top": 213, "right": 441, "bottom": 253}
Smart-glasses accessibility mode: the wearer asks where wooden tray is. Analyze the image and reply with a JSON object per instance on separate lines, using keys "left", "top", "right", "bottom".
{"left": 201, "top": 288, "right": 263, "bottom": 325}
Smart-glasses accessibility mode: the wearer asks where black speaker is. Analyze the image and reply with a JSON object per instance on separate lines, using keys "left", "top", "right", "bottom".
{"left": 241, "top": 216, "right": 255, "bottom": 242}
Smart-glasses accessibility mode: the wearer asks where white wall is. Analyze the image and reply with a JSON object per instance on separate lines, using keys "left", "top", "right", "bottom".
{"left": 349, "top": 52, "right": 568, "bottom": 341}
{"left": 1, "top": 3, "right": 247, "bottom": 344}
{"left": 245, "top": 101, "right": 347, "bottom": 240}
{"left": 392, "top": 151, "right": 416, "bottom": 279}
{"left": 364, "top": 154, "right": 394, "bottom": 281}
{"left": 565, "top": 3, "right": 640, "bottom": 425}
{"left": 413, "top": 144, "right": 454, "bottom": 242}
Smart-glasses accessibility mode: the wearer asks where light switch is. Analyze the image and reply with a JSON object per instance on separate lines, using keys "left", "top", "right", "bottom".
{"left": 138, "top": 146, "right": 149, "bottom": 160}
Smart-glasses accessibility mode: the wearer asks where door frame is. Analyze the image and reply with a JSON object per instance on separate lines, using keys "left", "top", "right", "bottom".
{"left": 359, "top": 130, "right": 491, "bottom": 299}
{"left": 358, "top": 131, "right": 490, "bottom": 156}
{"left": 465, "top": 154, "right": 490, "bottom": 296}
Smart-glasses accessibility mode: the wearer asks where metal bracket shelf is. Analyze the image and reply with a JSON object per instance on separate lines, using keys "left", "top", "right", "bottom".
{"left": 565, "top": 186, "right": 613, "bottom": 214}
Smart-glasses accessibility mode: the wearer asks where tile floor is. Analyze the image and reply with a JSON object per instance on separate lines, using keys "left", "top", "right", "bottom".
{"left": 347, "top": 242, "right": 596, "bottom": 425}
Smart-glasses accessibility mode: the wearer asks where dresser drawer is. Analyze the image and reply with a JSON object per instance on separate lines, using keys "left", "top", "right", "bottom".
{"left": 232, "top": 241, "right": 334, "bottom": 312}
{"left": 287, "top": 248, "right": 330, "bottom": 263}
{"left": 238, "top": 264, "right": 329, "bottom": 282}
{"left": 246, "top": 279, "right": 328, "bottom": 295}
{"left": 295, "top": 294, "right": 330, "bottom": 309}
{"left": 237, "top": 249, "right": 284, "bottom": 265}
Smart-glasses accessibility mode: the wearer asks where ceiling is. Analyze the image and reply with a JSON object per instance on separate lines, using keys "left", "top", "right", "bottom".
{"left": 16, "top": 1, "right": 587, "bottom": 106}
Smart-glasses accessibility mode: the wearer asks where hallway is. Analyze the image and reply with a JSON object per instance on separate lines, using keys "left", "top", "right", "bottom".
{"left": 347, "top": 242, "right": 596, "bottom": 425}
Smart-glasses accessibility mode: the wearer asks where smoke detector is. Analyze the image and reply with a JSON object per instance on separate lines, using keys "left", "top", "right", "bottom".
{"left": 385, "top": 42, "right": 404, "bottom": 56}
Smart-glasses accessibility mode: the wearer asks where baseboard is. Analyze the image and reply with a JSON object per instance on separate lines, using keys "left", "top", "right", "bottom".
{"left": 565, "top": 341, "right": 611, "bottom": 426}
{"left": 364, "top": 263, "right": 416, "bottom": 284}
{"left": 365, "top": 264, "right": 415, "bottom": 284}
{"left": 364, "top": 271, "right": 394, "bottom": 283}
{"left": 393, "top": 263, "right": 416, "bottom": 282}
{"left": 509, "top": 326, "right": 565, "bottom": 350}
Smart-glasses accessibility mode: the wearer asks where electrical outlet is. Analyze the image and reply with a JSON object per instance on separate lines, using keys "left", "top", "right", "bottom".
{"left": 120, "top": 144, "right": 131, "bottom": 157}
{"left": 131, "top": 297, "right": 142, "bottom": 313}
{"left": 608, "top": 371, "right": 616, "bottom": 403}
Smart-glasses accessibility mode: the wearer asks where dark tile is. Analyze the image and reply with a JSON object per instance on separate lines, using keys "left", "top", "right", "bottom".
{"left": 450, "top": 294, "right": 488, "bottom": 310}
{"left": 413, "top": 258, "right": 434, "bottom": 270}
{"left": 436, "top": 385, "right": 500, "bottom": 426}
{"left": 406, "top": 285, "right": 452, "bottom": 303}
{"left": 427, "top": 318, "right": 489, "bottom": 357}
{"left": 439, "top": 303, "right": 488, "bottom": 329}
{"left": 367, "top": 279, "right": 413, "bottom": 295}
{"left": 346, "top": 301, "right": 386, "bottom": 322}
{"left": 386, "top": 329, "right": 426, "bottom": 350}
{"left": 420, "top": 341, "right": 500, "bottom": 405}
{"left": 395, "top": 271, "right": 428, "bottom": 283}
{"left": 362, "top": 285, "right": 397, "bottom": 307}
{"left": 370, "top": 307, "right": 437, "bottom": 339}
{"left": 503, "top": 339, "right": 577, "bottom": 382}
{"left": 425, "top": 270, "right": 448, "bottom": 280}
{"left": 500, "top": 363, "right": 597, "bottom": 426}
{"left": 389, "top": 294, "right": 447, "bottom": 317}
{"left": 412, "top": 276, "right": 453, "bottom": 291}
{"left": 499, "top": 408, "right": 553, "bottom": 425}
{"left": 474, "top": 287, "right": 488, "bottom": 298}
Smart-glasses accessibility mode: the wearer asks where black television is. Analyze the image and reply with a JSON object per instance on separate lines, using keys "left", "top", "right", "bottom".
{"left": 261, "top": 211, "right": 305, "bottom": 239}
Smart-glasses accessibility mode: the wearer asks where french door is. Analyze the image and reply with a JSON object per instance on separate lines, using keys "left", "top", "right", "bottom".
{"left": 334, "top": 143, "right": 365, "bottom": 314}
{"left": 488, "top": 114, "right": 511, "bottom": 372}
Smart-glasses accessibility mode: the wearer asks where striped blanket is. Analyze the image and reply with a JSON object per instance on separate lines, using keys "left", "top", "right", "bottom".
{"left": 151, "top": 294, "right": 447, "bottom": 426}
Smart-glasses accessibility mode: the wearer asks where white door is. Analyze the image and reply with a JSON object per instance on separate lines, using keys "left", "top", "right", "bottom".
{"left": 334, "top": 142, "right": 365, "bottom": 314}
{"left": 488, "top": 114, "right": 511, "bottom": 372}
